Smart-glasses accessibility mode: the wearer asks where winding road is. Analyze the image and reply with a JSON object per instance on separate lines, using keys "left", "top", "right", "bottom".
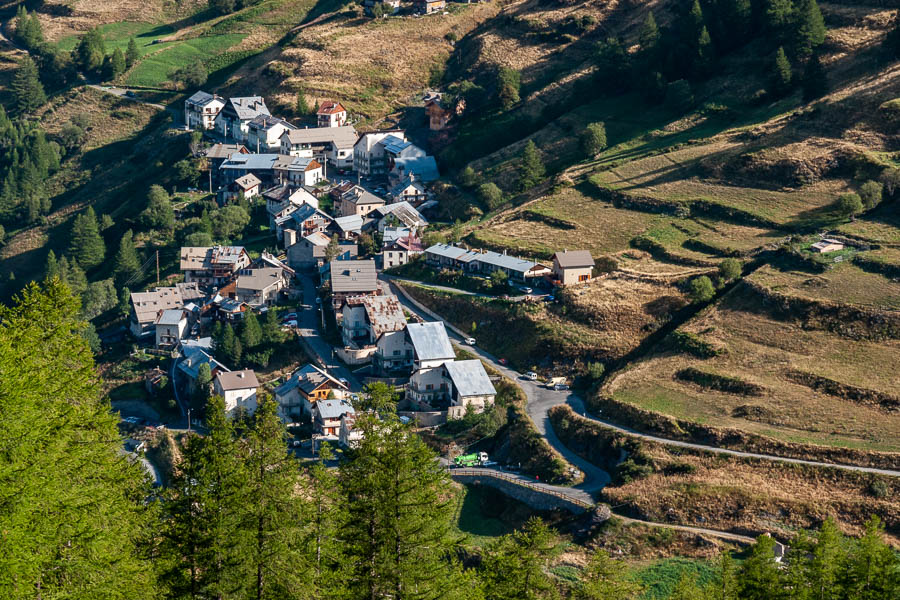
{"left": 383, "top": 276, "right": 900, "bottom": 480}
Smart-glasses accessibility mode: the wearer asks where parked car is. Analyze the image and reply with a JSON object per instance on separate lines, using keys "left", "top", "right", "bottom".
{"left": 524, "top": 371, "right": 538, "bottom": 381}
{"left": 281, "top": 320, "right": 298, "bottom": 328}
{"left": 519, "top": 287, "right": 533, "bottom": 294}
{"left": 464, "top": 337, "right": 476, "bottom": 345}
{"left": 125, "top": 90, "right": 136, "bottom": 98}
{"left": 498, "top": 358, "right": 508, "bottom": 365}
{"left": 552, "top": 383, "right": 569, "bottom": 391}
{"left": 281, "top": 312, "right": 298, "bottom": 321}
{"left": 339, "top": 377, "right": 349, "bottom": 387}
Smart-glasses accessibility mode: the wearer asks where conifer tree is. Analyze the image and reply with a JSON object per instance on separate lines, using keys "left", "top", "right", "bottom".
{"left": 769, "top": 46, "right": 793, "bottom": 97}
{"left": 239, "top": 396, "right": 310, "bottom": 599}
{"left": 639, "top": 12, "right": 660, "bottom": 56}
{"left": 341, "top": 414, "right": 468, "bottom": 599}
{"left": 696, "top": 26, "right": 716, "bottom": 76}
{"left": 241, "top": 310, "right": 263, "bottom": 349}
{"left": 765, "top": 0, "right": 794, "bottom": 38}
{"left": 44, "top": 249, "right": 59, "bottom": 281}
{"left": 109, "top": 47, "right": 126, "bottom": 79}
{"left": 303, "top": 443, "right": 348, "bottom": 599}
{"left": 126, "top": 37, "right": 140, "bottom": 68}
{"left": 481, "top": 517, "right": 559, "bottom": 600}
{"left": 802, "top": 52, "right": 828, "bottom": 101}
{"left": 220, "top": 323, "right": 240, "bottom": 366}
{"left": 518, "top": 140, "right": 545, "bottom": 191}
{"left": 68, "top": 207, "right": 106, "bottom": 270}
{"left": 295, "top": 86, "right": 310, "bottom": 115}
{"left": 738, "top": 534, "right": 783, "bottom": 600}
{"left": 113, "top": 229, "right": 141, "bottom": 286}
{"left": 11, "top": 55, "right": 46, "bottom": 115}
{"left": 574, "top": 550, "right": 643, "bottom": 600}
{"left": 793, "top": 0, "right": 826, "bottom": 57}
{"left": 263, "top": 308, "right": 285, "bottom": 345}
{"left": 844, "top": 516, "right": 900, "bottom": 599}
{"left": 74, "top": 27, "right": 106, "bottom": 74}
{"left": 0, "top": 280, "right": 155, "bottom": 597}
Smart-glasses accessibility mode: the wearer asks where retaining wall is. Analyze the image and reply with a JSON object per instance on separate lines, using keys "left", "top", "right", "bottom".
{"left": 450, "top": 468, "right": 597, "bottom": 514}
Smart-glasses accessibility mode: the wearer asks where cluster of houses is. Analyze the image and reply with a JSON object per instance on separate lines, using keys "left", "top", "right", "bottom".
{"left": 123, "top": 90, "right": 599, "bottom": 448}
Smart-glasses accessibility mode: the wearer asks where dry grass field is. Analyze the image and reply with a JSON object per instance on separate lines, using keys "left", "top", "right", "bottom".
{"left": 604, "top": 438, "right": 900, "bottom": 545}
{"left": 605, "top": 289, "right": 900, "bottom": 452}
{"left": 749, "top": 262, "right": 900, "bottom": 310}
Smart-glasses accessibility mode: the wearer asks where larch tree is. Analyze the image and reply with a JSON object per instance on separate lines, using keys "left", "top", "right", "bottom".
{"left": 574, "top": 550, "right": 643, "bottom": 600}
{"left": 68, "top": 206, "right": 106, "bottom": 270}
{"left": 480, "top": 517, "right": 560, "bottom": 600}
{"left": 241, "top": 310, "right": 263, "bottom": 349}
{"left": 0, "top": 280, "right": 155, "bottom": 598}
{"left": 113, "top": 229, "right": 141, "bottom": 286}
{"left": 238, "top": 396, "right": 310, "bottom": 599}
{"left": 518, "top": 140, "right": 545, "bottom": 191}
{"left": 126, "top": 37, "right": 140, "bottom": 68}
{"left": 340, "top": 414, "right": 470, "bottom": 600}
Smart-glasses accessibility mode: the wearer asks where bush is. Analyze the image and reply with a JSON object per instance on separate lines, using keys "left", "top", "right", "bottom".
{"left": 580, "top": 122, "right": 607, "bottom": 157}
{"left": 836, "top": 192, "right": 863, "bottom": 216}
{"left": 718, "top": 258, "right": 742, "bottom": 281}
{"left": 859, "top": 180, "right": 883, "bottom": 209}
{"left": 478, "top": 183, "right": 504, "bottom": 211}
{"left": 868, "top": 479, "right": 889, "bottom": 499}
{"left": 594, "top": 256, "right": 617, "bottom": 274}
{"left": 688, "top": 276, "right": 715, "bottom": 303}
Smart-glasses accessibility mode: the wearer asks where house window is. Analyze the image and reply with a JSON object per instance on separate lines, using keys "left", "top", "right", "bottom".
{"left": 393, "top": 350, "right": 400, "bottom": 356}
{"left": 426, "top": 384, "right": 433, "bottom": 390}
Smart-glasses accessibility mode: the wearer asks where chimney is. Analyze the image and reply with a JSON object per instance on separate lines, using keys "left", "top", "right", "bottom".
{"left": 284, "top": 228, "right": 298, "bottom": 248}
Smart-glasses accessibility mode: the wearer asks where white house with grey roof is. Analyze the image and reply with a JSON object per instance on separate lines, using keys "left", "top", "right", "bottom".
{"left": 353, "top": 130, "right": 406, "bottom": 176}
{"left": 155, "top": 309, "right": 189, "bottom": 349}
{"left": 129, "top": 282, "right": 204, "bottom": 338}
{"left": 214, "top": 369, "right": 260, "bottom": 418}
{"left": 234, "top": 267, "right": 288, "bottom": 306}
{"left": 280, "top": 125, "right": 358, "bottom": 169}
{"left": 247, "top": 115, "right": 297, "bottom": 152}
{"left": 341, "top": 294, "right": 406, "bottom": 349}
{"left": 184, "top": 91, "right": 225, "bottom": 130}
{"left": 424, "top": 244, "right": 551, "bottom": 283}
{"left": 274, "top": 155, "right": 324, "bottom": 187}
{"left": 313, "top": 398, "right": 355, "bottom": 437}
{"left": 551, "top": 250, "right": 594, "bottom": 285}
{"left": 215, "top": 96, "right": 270, "bottom": 143}
{"left": 442, "top": 359, "right": 496, "bottom": 414}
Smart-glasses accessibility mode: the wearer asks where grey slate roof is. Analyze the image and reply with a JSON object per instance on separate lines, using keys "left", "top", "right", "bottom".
{"left": 235, "top": 173, "right": 261, "bottom": 189}
{"left": 444, "top": 359, "right": 496, "bottom": 398}
{"left": 275, "top": 363, "right": 347, "bottom": 397}
{"left": 406, "top": 321, "right": 454, "bottom": 362}
{"left": 329, "top": 260, "right": 377, "bottom": 293}
{"left": 382, "top": 226, "right": 412, "bottom": 245}
{"left": 248, "top": 114, "right": 296, "bottom": 132}
{"left": 236, "top": 268, "right": 282, "bottom": 291}
{"left": 205, "top": 143, "right": 247, "bottom": 159}
{"left": 186, "top": 91, "right": 221, "bottom": 106}
{"left": 179, "top": 346, "right": 228, "bottom": 380}
{"left": 226, "top": 97, "right": 270, "bottom": 120}
{"left": 281, "top": 125, "right": 359, "bottom": 149}
{"left": 381, "top": 201, "right": 427, "bottom": 228}
{"left": 316, "top": 399, "right": 355, "bottom": 420}
{"left": 216, "top": 369, "right": 259, "bottom": 391}
{"left": 380, "top": 135, "right": 415, "bottom": 155}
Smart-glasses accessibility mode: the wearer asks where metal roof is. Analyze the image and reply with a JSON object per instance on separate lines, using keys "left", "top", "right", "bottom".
{"left": 205, "top": 143, "right": 248, "bottom": 159}
{"left": 470, "top": 250, "right": 547, "bottom": 274}
{"left": 381, "top": 201, "right": 427, "bottom": 228}
{"left": 334, "top": 214, "right": 363, "bottom": 233}
{"left": 380, "top": 135, "right": 414, "bottom": 155}
{"left": 248, "top": 114, "right": 296, "bottom": 132}
{"left": 552, "top": 250, "right": 594, "bottom": 269}
{"left": 444, "top": 359, "right": 496, "bottom": 398}
{"left": 406, "top": 321, "right": 454, "bottom": 362}
{"left": 215, "top": 369, "right": 259, "bottom": 391}
{"left": 220, "top": 153, "right": 281, "bottom": 171}
{"left": 131, "top": 283, "right": 204, "bottom": 325}
{"left": 329, "top": 259, "right": 377, "bottom": 293}
{"left": 382, "top": 226, "right": 411, "bottom": 244}
{"left": 235, "top": 173, "right": 261, "bottom": 189}
{"left": 179, "top": 346, "right": 228, "bottom": 380}
{"left": 392, "top": 156, "right": 439, "bottom": 182}
{"left": 425, "top": 243, "right": 468, "bottom": 260}
{"left": 156, "top": 309, "right": 186, "bottom": 326}
{"left": 316, "top": 398, "right": 355, "bottom": 420}
{"left": 186, "top": 91, "right": 222, "bottom": 106}
{"left": 390, "top": 175, "right": 425, "bottom": 197}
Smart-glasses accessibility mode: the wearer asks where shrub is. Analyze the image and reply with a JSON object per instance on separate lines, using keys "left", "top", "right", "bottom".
{"left": 668, "top": 331, "right": 720, "bottom": 358}
{"left": 868, "top": 479, "right": 889, "bottom": 499}
{"left": 836, "top": 192, "right": 863, "bottom": 216}
{"left": 580, "top": 122, "right": 607, "bottom": 157}
{"left": 718, "top": 258, "right": 742, "bottom": 281}
{"left": 859, "top": 180, "right": 883, "bottom": 209}
{"left": 688, "top": 276, "right": 715, "bottom": 303}
{"left": 478, "top": 182, "right": 504, "bottom": 211}
{"left": 594, "top": 256, "right": 618, "bottom": 274}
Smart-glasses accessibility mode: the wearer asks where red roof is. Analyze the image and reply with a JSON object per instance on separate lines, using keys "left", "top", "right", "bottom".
{"left": 318, "top": 101, "right": 346, "bottom": 115}
{"left": 394, "top": 236, "right": 423, "bottom": 253}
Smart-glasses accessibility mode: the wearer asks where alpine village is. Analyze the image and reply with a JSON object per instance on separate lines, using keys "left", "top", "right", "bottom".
{"left": 2, "top": 0, "right": 900, "bottom": 597}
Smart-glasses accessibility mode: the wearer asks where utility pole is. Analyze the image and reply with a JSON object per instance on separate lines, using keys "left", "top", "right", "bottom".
{"left": 156, "top": 250, "right": 160, "bottom": 286}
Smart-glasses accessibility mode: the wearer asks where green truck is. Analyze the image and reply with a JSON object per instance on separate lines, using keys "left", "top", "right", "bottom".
{"left": 453, "top": 452, "right": 489, "bottom": 467}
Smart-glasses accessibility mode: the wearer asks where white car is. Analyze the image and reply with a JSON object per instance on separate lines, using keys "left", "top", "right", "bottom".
{"left": 464, "top": 337, "right": 476, "bottom": 345}
{"left": 519, "top": 287, "right": 533, "bottom": 294}
{"left": 524, "top": 371, "right": 538, "bottom": 381}
{"left": 281, "top": 320, "right": 298, "bottom": 328}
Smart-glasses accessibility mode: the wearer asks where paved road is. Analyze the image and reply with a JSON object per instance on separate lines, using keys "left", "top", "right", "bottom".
{"left": 296, "top": 274, "right": 363, "bottom": 391}
{"left": 381, "top": 277, "right": 612, "bottom": 496}
{"left": 382, "top": 274, "right": 541, "bottom": 303}
{"left": 384, "top": 277, "right": 900, "bottom": 479}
